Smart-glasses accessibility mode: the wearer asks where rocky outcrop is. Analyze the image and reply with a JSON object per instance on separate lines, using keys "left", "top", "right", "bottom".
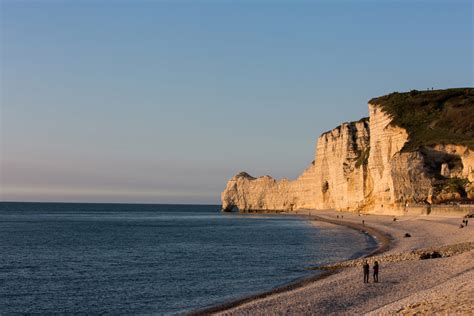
{"left": 222, "top": 90, "right": 474, "bottom": 214}
{"left": 431, "top": 145, "right": 474, "bottom": 182}
{"left": 222, "top": 120, "right": 371, "bottom": 212}
{"left": 221, "top": 172, "right": 292, "bottom": 211}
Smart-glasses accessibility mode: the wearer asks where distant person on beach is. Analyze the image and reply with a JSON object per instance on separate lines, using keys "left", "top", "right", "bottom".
{"left": 373, "top": 261, "right": 379, "bottom": 282}
{"left": 363, "top": 261, "right": 370, "bottom": 283}
{"left": 362, "top": 220, "right": 365, "bottom": 225}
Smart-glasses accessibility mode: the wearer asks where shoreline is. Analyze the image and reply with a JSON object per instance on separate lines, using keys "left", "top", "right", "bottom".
{"left": 190, "top": 212, "right": 393, "bottom": 315}
{"left": 207, "top": 210, "right": 473, "bottom": 315}
{"left": 309, "top": 214, "right": 392, "bottom": 257}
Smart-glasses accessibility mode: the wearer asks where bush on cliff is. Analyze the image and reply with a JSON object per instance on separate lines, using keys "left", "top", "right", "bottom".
{"left": 369, "top": 88, "right": 474, "bottom": 151}
{"left": 437, "top": 177, "right": 470, "bottom": 195}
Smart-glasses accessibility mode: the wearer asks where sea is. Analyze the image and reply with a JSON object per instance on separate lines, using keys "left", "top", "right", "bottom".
{"left": 0, "top": 202, "right": 375, "bottom": 314}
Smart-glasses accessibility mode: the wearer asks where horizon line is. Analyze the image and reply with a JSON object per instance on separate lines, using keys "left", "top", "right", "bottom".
{"left": 0, "top": 200, "right": 222, "bottom": 206}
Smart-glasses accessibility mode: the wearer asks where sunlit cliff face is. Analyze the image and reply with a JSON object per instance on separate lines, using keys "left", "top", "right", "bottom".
{"left": 222, "top": 93, "right": 474, "bottom": 215}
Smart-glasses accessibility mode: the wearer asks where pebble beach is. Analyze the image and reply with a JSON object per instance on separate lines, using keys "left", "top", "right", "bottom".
{"left": 208, "top": 210, "right": 474, "bottom": 315}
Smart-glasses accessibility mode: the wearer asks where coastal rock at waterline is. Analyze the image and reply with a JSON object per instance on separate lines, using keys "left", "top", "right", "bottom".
{"left": 222, "top": 120, "right": 371, "bottom": 212}
{"left": 221, "top": 172, "right": 293, "bottom": 212}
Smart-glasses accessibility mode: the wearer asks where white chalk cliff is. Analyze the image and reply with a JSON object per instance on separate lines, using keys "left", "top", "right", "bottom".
{"left": 222, "top": 91, "right": 474, "bottom": 214}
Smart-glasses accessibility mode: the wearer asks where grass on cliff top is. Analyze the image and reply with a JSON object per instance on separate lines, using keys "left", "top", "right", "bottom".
{"left": 369, "top": 88, "right": 474, "bottom": 151}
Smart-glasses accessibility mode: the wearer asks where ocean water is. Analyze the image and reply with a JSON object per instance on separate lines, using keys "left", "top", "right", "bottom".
{"left": 0, "top": 202, "right": 374, "bottom": 314}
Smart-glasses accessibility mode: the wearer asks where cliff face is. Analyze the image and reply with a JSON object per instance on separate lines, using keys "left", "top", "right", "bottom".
{"left": 222, "top": 89, "right": 474, "bottom": 214}
{"left": 221, "top": 120, "right": 371, "bottom": 212}
{"left": 311, "top": 119, "right": 370, "bottom": 210}
{"left": 363, "top": 104, "right": 433, "bottom": 212}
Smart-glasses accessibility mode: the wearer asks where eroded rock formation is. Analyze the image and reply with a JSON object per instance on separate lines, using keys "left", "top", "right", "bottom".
{"left": 222, "top": 89, "right": 474, "bottom": 214}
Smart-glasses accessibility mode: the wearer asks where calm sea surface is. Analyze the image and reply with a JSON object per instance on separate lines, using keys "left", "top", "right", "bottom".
{"left": 0, "top": 202, "right": 374, "bottom": 314}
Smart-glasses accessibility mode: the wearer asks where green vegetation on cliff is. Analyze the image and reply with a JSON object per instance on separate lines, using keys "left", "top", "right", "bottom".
{"left": 369, "top": 88, "right": 474, "bottom": 151}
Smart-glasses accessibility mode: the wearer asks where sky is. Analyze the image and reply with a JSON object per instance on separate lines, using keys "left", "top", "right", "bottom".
{"left": 1, "top": 0, "right": 472, "bottom": 204}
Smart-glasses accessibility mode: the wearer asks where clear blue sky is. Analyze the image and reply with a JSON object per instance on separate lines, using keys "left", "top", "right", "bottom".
{"left": 1, "top": 0, "right": 472, "bottom": 204}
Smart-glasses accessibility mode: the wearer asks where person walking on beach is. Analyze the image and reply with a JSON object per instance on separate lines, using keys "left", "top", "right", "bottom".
{"left": 373, "top": 261, "right": 379, "bottom": 283}
{"left": 363, "top": 261, "right": 370, "bottom": 283}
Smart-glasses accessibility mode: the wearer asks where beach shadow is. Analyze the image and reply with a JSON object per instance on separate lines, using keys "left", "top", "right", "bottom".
{"left": 384, "top": 280, "right": 400, "bottom": 285}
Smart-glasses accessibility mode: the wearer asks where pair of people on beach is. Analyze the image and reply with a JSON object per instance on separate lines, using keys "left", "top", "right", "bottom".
{"left": 363, "top": 261, "right": 379, "bottom": 283}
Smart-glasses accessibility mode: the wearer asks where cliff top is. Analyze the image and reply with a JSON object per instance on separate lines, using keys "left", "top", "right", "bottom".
{"left": 234, "top": 172, "right": 256, "bottom": 180}
{"left": 369, "top": 88, "right": 474, "bottom": 151}
{"left": 320, "top": 117, "right": 369, "bottom": 137}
